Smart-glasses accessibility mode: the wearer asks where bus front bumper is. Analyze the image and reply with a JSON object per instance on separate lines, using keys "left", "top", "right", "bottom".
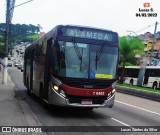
{"left": 49, "top": 88, "right": 115, "bottom": 108}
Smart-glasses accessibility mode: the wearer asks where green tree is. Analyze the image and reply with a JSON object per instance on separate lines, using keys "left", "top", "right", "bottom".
{"left": 0, "top": 43, "right": 4, "bottom": 58}
{"left": 0, "top": 23, "right": 40, "bottom": 40}
{"left": 119, "top": 36, "right": 144, "bottom": 83}
{"left": 0, "top": 34, "right": 4, "bottom": 57}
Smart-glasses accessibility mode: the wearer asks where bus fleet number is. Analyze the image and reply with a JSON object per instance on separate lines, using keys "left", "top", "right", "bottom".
{"left": 93, "top": 92, "right": 105, "bottom": 96}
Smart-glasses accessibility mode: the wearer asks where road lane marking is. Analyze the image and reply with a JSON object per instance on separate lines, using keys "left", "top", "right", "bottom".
{"left": 111, "top": 118, "right": 131, "bottom": 127}
{"left": 115, "top": 100, "right": 160, "bottom": 116}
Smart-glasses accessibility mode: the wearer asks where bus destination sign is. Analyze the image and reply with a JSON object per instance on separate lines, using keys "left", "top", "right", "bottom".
{"left": 65, "top": 28, "right": 113, "bottom": 41}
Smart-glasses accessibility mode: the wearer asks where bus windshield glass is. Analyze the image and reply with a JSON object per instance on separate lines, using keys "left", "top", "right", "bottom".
{"left": 53, "top": 41, "right": 118, "bottom": 79}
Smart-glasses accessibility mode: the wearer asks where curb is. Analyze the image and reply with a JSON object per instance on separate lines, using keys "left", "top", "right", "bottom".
{"left": 116, "top": 85, "right": 160, "bottom": 102}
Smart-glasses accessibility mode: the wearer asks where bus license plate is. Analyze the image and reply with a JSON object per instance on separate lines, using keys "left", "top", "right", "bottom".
{"left": 81, "top": 99, "right": 93, "bottom": 105}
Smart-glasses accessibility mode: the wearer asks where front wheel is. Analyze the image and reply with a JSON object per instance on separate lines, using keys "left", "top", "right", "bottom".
{"left": 130, "top": 79, "right": 133, "bottom": 85}
{"left": 152, "top": 82, "right": 157, "bottom": 90}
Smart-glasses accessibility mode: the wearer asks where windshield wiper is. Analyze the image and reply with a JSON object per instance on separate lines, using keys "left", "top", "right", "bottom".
{"left": 73, "top": 43, "right": 82, "bottom": 60}
{"left": 72, "top": 42, "right": 83, "bottom": 71}
{"left": 95, "top": 44, "right": 105, "bottom": 70}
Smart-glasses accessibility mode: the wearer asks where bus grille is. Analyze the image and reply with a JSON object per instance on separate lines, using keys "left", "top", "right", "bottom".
{"left": 58, "top": 77, "right": 114, "bottom": 89}
{"left": 67, "top": 95, "right": 107, "bottom": 104}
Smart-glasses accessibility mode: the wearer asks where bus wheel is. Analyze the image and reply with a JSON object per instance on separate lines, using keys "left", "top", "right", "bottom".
{"left": 130, "top": 79, "right": 133, "bottom": 85}
{"left": 152, "top": 82, "right": 157, "bottom": 90}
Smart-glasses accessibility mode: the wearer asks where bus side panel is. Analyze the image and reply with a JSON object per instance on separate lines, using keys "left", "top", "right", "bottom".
{"left": 124, "top": 67, "right": 139, "bottom": 85}
{"left": 32, "top": 43, "right": 46, "bottom": 97}
{"left": 39, "top": 55, "right": 45, "bottom": 83}
{"left": 25, "top": 59, "right": 31, "bottom": 89}
{"left": 32, "top": 59, "right": 40, "bottom": 96}
{"left": 145, "top": 77, "right": 159, "bottom": 88}
{"left": 33, "top": 55, "right": 45, "bottom": 96}
{"left": 124, "top": 77, "right": 138, "bottom": 85}
{"left": 43, "top": 38, "right": 53, "bottom": 100}
{"left": 23, "top": 58, "right": 26, "bottom": 85}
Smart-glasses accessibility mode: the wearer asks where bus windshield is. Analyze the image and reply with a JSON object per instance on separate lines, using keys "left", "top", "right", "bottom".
{"left": 53, "top": 41, "right": 118, "bottom": 79}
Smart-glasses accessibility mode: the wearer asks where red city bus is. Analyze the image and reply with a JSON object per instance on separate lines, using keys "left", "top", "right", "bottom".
{"left": 24, "top": 25, "right": 119, "bottom": 109}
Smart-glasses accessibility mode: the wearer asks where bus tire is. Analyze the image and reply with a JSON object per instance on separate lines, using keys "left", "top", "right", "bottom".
{"left": 130, "top": 79, "right": 133, "bottom": 85}
{"left": 152, "top": 82, "right": 157, "bottom": 90}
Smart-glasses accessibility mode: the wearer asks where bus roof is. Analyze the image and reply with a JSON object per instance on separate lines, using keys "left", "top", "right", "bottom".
{"left": 56, "top": 25, "right": 118, "bottom": 42}
{"left": 25, "top": 24, "right": 119, "bottom": 51}
{"left": 38, "top": 25, "right": 118, "bottom": 42}
{"left": 59, "top": 25, "right": 117, "bottom": 33}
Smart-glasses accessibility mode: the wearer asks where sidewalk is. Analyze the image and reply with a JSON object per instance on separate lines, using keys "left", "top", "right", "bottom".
{"left": 0, "top": 71, "right": 26, "bottom": 127}
{"left": 0, "top": 70, "right": 46, "bottom": 135}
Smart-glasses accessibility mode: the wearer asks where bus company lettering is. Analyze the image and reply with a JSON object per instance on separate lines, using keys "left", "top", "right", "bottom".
{"left": 66, "top": 29, "right": 112, "bottom": 41}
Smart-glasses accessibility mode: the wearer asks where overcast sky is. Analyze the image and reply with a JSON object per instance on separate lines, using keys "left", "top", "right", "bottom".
{"left": 0, "top": 0, "right": 160, "bottom": 36}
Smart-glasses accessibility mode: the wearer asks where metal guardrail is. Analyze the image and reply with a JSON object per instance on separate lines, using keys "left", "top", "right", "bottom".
{"left": 116, "top": 85, "right": 160, "bottom": 102}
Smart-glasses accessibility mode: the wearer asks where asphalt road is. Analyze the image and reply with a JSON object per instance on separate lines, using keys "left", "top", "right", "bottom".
{"left": 8, "top": 67, "right": 160, "bottom": 135}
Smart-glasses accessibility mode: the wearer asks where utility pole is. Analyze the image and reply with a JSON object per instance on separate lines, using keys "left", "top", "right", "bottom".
{"left": 2, "top": 0, "right": 11, "bottom": 84}
{"left": 2, "top": 0, "right": 15, "bottom": 84}
{"left": 137, "top": 22, "right": 158, "bottom": 86}
{"left": 2, "top": 0, "right": 32, "bottom": 84}
{"left": 149, "top": 21, "right": 158, "bottom": 66}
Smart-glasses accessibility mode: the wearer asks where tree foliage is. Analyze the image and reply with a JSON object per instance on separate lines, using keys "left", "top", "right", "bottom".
{"left": 0, "top": 23, "right": 40, "bottom": 43}
{"left": 119, "top": 36, "right": 144, "bottom": 66}
{"left": 0, "top": 23, "right": 40, "bottom": 57}
{"left": 119, "top": 36, "right": 144, "bottom": 83}
{"left": 0, "top": 35, "right": 4, "bottom": 57}
{"left": 0, "top": 43, "right": 4, "bottom": 53}
{"left": 0, "top": 23, "right": 40, "bottom": 35}
{"left": 0, "top": 42, "right": 4, "bottom": 58}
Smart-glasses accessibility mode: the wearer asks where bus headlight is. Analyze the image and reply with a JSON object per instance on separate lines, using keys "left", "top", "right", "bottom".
{"left": 53, "top": 85, "right": 59, "bottom": 91}
{"left": 112, "top": 88, "right": 116, "bottom": 94}
{"left": 52, "top": 85, "right": 66, "bottom": 97}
